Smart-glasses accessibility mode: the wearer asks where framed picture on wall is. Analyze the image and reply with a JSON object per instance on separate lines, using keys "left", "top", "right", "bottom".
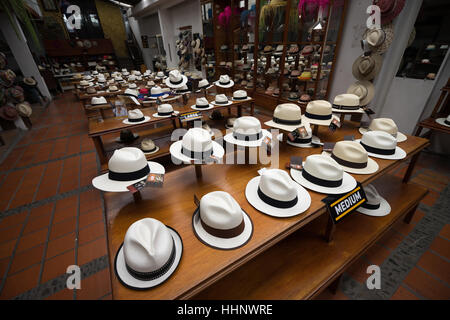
{"left": 41, "top": 0, "right": 58, "bottom": 12}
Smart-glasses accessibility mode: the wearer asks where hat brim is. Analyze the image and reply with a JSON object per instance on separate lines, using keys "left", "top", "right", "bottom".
{"left": 321, "top": 151, "right": 379, "bottom": 175}
{"left": 363, "top": 24, "right": 394, "bottom": 55}
{"left": 332, "top": 107, "right": 364, "bottom": 114}
{"left": 165, "top": 75, "right": 188, "bottom": 89}
{"left": 196, "top": 84, "right": 214, "bottom": 91}
{"left": 352, "top": 54, "right": 383, "bottom": 81}
{"left": 301, "top": 114, "right": 332, "bottom": 126}
{"left": 114, "top": 226, "right": 182, "bottom": 290}
{"left": 358, "top": 128, "right": 407, "bottom": 143}
{"left": 286, "top": 135, "right": 321, "bottom": 148}
{"left": 148, "top": 94, "right": 169, "bottom": 99}
{"left": 191, "top": 104, "right": 214, "bottom": 111}
{"left": 264, "top": 120, "right": 304, "bottom": 132}
{"left": 142, "top": 146, "right": 160, "bottom": 155}
{"left": 357, "top": 196, "right": 391, "bottom": 217}
{"left": 224, "top": 129, "right": 272, "bottom": 147}
{"left": 290, "top": 168, "right": 357, "bottom": 195}
{"left": 92, "top": 161, "right": 165, "bottom": 193}
{"left": 192, "top": 208, "right": 253, "bottom": 250}
{"left": 435, "top": 118, "right": 450, "bottom": 128}
{"left": 169, "top": 140, "right": 224, "bottom": 164}
{"left": 245, "top": 176, "right": 311, "bottom": 218}
{"left": 214, "top": 80, "right": 235, "bottom": 88}
{"left": 354, "top": 139, "right": 407, "bottom": 160}
{"left": 152, "top": 111, "right": 179, "bottom": 118}
{"left": 122, "top": 116, "right": 151, "bottom": 125}
{"left": 231, "top": 96, "right": 251, "bottom": 102}
{"left": 347, "top": 81, "right": 375, "bottom": 106}
{"left": 211, "top": 101, "right": 233, "bottom": 106}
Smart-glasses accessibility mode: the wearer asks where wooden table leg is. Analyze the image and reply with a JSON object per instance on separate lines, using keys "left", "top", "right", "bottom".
{"left": 195, "top": 164, "right": 203, "bottom": 179}
{"left": 92, "top": 136, "right": 108, "bottom": 167}
{"left": 171, "top": 118, "right": 177, "bottom": 129}
{"left": 403, "top": 203, "right": 419, "bottom": 224}
{"left": 324, "top": 214, "right": 335, "bottom": 243}
{"left": 340, "top": 113, "right": 345, "bottom": 124}
{"left": 133, "top": 190, "right": 142, "bottom": 203}
{"left": 250, "top": 102, "right": 255, "bottom": 115}
{"left": 414, "top": 125, "right": 423, "bottom": 137}
{"left": 403, "top": 152, "right": 421, "bottom": 183}
{"left": 237, "top": 105, "right": 242, "bottom": 117}
{"left": 328, "top": 274, "right": 342, "bottom": 294}
{"left": 312, "top": 124, "right": 319, "bottom": 136}
{"left": 100, "top": 108, "right": 106, "bottom": 119}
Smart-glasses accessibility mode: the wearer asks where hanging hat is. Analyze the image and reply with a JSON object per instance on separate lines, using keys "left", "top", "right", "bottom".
{"left": 435, "top": 114, "right": 450, "bottom": 128}
{"left": 149, "top": 86, "right": 169, "bottom": 99}
{"left": 23, "top": 77, "right": 37, "bottom": 86}
{"left": 286, "top": 124, "right": 320, "bottom": 149}
{"left": 232, "top": 90, "right": 249, "bottom": 101}
{"left": 359, "top": 118, "right": 407, "bottom": 142}
{"left": 355, "top": 131, "right": 406, "bottom": 160}
{"left": 122, "top": 109, "right": 150, "bottom": 125}
{"left": 215, "top": 75, "right": 234, "bottom": 88}
{"left": 0, "top": 105, "right": 18, "bottom": 121}
{"left": 0, "top": 69, "right": 16, "bottom": 87}
{"left": 357, "top": 184, "right": 391, "bottom": 217}
{"left": 169, "top": 128, "right": 224, "bottom": 164}
{"left": 352, "top": 54, "right": 383, "bottom": 81}
{"left": 302, "top": 100, "right": 333, "bottom": 126}
{"left": 347, "top": 80, "right": 375, "bottom": 106}
{"left": 92, "top": 147, "right": 164, "bottom": 192}
{"left": 322, "top": 141, "right": 379, "bottom": 175}
{"left": 114, "top": 218, "right": 182, "bottom": 289}
{"left": 165, "top": 70, "right": 188, "bottom": 89}
{"left": 374, "top": 0, "right": 405, "bottom": 25}
{"left": 224, "top": 116, "right": 271, "bottom": 147}
{"left": 140, "top": 138, "right": 159, "bottom": 155}
{"left": 362, "top": 23, "right": 394, "bottom": 54}
{"left": 0, "top": 52, "right": 6, "bottom": 69}
{"left": 245, "top": 169, "right": 311, "bottom": 218}
{"left": 265, "top": 103, "right": 303, "bottom": 132}
{"left": 211, "top": 94, "right": 232, "bottom": 106}
{"left": 290, "top": 154, "right": 357, "bottom": 195}
{"left": 153, "top": 104, "right": 179, "bottom": 118}
{"left": 332, "top": 94, "right": 364, "bottom": 113}
{"left": 193, "top": 191, "right": 253, "bottom": 250}
{"left": 15, "top": 102, "right": 32, "bottom": 117}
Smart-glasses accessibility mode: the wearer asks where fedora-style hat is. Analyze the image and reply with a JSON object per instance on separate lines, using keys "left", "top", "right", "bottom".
{"left": 114, "top": 218, "right": 182, "bottom": 289}
{"left": 290, "top": 154, "right": 357, "bottom": 194}
{"left": 224, "top": 116, "right": 271, "bottom": 147}
{"left": 149, "top": 86, "right": 169, "bottom": 99}
{"left": 116, "top": 129, "right": 139, "bottom": 144}
{"left": 146, "top": 80, "right": 155, "bottom": 87}
{"left": 122, "top": 109, "right": 151, "bottom": 125}
{"left": 88, "top": 87, "right": 98, "bottom": 95}
{"left": 215, "top": 75, "right": 234, "bottom": 88}
{"left": 191, "top": 97, "right": 214, "bottom": 110}
{"left": 286, "top": 124, "right": 320, "bottom": 148}
{"left": 91, "top": 96, "right": 107, "bottom": 105}
{"left": 92, "top": 147, "right": 165, "bottom": 192}
{"left": 0, "top": 105, "right": 18, "bottom": 121}
{"left": 108, "top": 85, "right": 119, "bottom": 92}
{"left": 323, "top": 141, "right": 379, "bottom": 174}
{"left": 435, "top": 114, "right": 450, "bottom": 128}
{"left": 356, "top": 131, "right": 406, "bottom": 160}
{"left": 225, "top": 117, "right": 237, "bottom": 129}
{"left": 153, "top": 104, "right": 179, "bottom": 118}
{"left": 192, "top": 191, "right": 253, "bottom": 250}
{"left": 359, "top": 118, "right": 407, "bottom": 142}
{"left": 165, "top": 70, "right": 188, "bottom": 89}
{"left": 128, "top": 83, "right": 137, "bottom": 89}
{"left": 79, "top": 80, "right": 90, "bottom": 87}
{"left": 352, "top": 54, "right": 383, "bottom": 81}
{"left": 245, "top": 169, "right": 311, "bottom": 218}
{"left": 332, "top": 94, "right": 364, "bottom": 113}
{"left": 347, "top": 80, "right": 375, "bottom": 106}
{"left": 155, "top": 71, "right": 166, "bottom": 79}
{"left": 356, "top": 184, "right": 391, "bottom": 217}
{"left": 302, "top": 100, "right": 333, "bottom": 126}
{"left": 170, "top": 128, "right": 224, "bottom": 164}
{"left": 374, "top": 0, "right": 405, "bottom": 25}
{"left": 363, "top": 23, "right": 394, "bottom": 54}
{"left": 15, "top": 102, "right": 32, "bottom": 117}
{"left": 265, "top": 103, "right": 303, "bottom": 132}
{"left": 232, "top": 90, "right": 249, "bottom": 101}
{"left": 212, "top": 94, "right": 232, "bottom": 106}
{"left": 23, "top": 77, "right": 37, "bottom": 86}
{"left": 140, "top": 138, "right": 159, "bottom": 155}
{"left": 123, "top": 88, "right": 139, "bottom": 98}
{"left": 176, "top": 84, "right": 190, "bottom": 94}
{"left": 198, "top": 79, "right": 211, "bottom": 90}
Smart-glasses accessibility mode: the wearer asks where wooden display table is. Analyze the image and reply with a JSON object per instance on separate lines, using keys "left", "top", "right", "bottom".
{"left": 414, "top": 115, "right": 450, "bottom": 137}
{"left": 102, "top": 121, "right": 429, "bottom": 299}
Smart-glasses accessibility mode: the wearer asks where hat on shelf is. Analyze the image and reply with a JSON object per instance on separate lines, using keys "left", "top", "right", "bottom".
{"left": 128, "top": 83, "right": 137, "bottom": 89}
{"left": 122, "top": 109, "right": 151, "bottom": 125}
{"left": 116, "top": 129, "right": 139, "bottom": 144}
{"left": 332, "top": 94, "right": 364, "bottom": 113}
{"left": 83, "top": 75, "right": 93, "bottom": 81}
{"left": 192, "top": 191, "right": 253, "bottom": 250}
{"left": 153, "top": 104, "right": 179, "bottom": 118}
{"left": 245, "top": 169, "right": 311, "bottom": 218}
{"left": 215, "top": 75, "right": 234, "bottom": 88}
{"left": 79, "top": 80, "right": 90, "bottom": 87}
{"left": 197, "top": 79, "right": 211, "bottom": 90}
{"left": 128, "top": 75, "right": 137, "bottom": 81}
{"left": 212, "top": 94, "right": 232, "bottom": 106}
{"left": 92, "top": 147, "right": 165, "bottom": 192}
{"left": 165, "top": 70, "right": 188, "bottom": 89}
{"left": 357, "top": 184, "right": 391, "bottom": 217}
{"left": 97, "top": 78, "right": 106, "bottom": 84}
{"left": 140, "top": 138, "right": 159, "bottom": 155}
{"left": 347, "top": 80, "right": 375, "bottom": 106}
{"left": 224, "top": 116, "right": 271, "bottom": 147}
{"left": 359, "top": 118, "right": 407, "bottom": 142}
{"left": 86, "top": 87, "right": 97, "bottom": 94}
{"left": 288, "top": 92, "right": 300, "bottom": 101}
{"left": 191, "top": 97, "right": 214, "bottom": 110}
{"left": 322, "top": 141, "right": 379, "bottom": 174}
{"left": 155, "top": 71, "right": 166, "bottom": 79}
{"left": 169, "top": 128, "right": 224, "bottom": 164}
{"left": 352, "top": 54, "right": 383, "bottom": 81}
{"left": 374, "top": 0, "right": 405, "bottom": 25}
{"left": 286, "top": 124, "right": 320, "bottom": 148}
{"left": 232, "top": 90, "right": 248, "bottom": 101}
{"left": 299, "top": 94, "right": 311, "bottom": 104}
{"left": 15, "top": 102, "right": 32, "bottom": 117}
{"left": 91, "top": 96, "right": 107, "bottom": 105}
{"left": 225, "top": 117, "right": 237, "bottom": 129}
{"left": 298, "top": 71, "right": 312, "bottom": 81}
{"left": 435, "top": 114, "right": 450, "bottom": 128}
{"left": 149, "top": 86, "right": 169, "bottom": 99}
{"left": 290, "top": 154, "right": 357, "bottom": 194}
{"left": 108, "top": 85, "right": 119, "bottom": 92}
{"left": 23, "top": 77, "right": 37, "bottom": 86}
{"left": 0, "top": 104, "right": 18, "bottom": 121}
{"left": 265, "top": 103, "right": 303, "bottom": 132}
{"left": 176, "top": 84, "right": 190, "bottom": 94}
{"left": 114, "top": 218, "right": 182, "bottom": 289}
{"left": 123, "top": 88, "right": 139, "bottom": 98}
{"left": 302, "top": 100, "right": 333, "bottom": 126}
{"left": 363, "top": 23, "right": 394, "bottom": 55}
{"left": 355, "top": 131, "right": 406, "bottom": 160}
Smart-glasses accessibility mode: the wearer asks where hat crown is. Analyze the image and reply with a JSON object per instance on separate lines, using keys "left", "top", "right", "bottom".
{"left": 364, "top": 184, "right": 381, "bottom": 206}
{"left": 304, "top": 154, "right": 343, "bottom": 181}
{"left": 196, "top": 97, "right": 209, "bottom": 106}
{"left": 334, "top": 94, "right": 359, "bottom": 106}
{"left": 158, "top": 104, "right": 173, "bottom": 113}
{"left": 306, "top": 100, "right": 332, "bottom": 115}
{"left": 91, "top": 96, "right": 106, "bottom": 104}
{"left": 351, "top": 84, "right": 368, "bottom": 99}
{"left": 108, "top": 147, "right": 148, "bottom": 174}
{"left": 369, "top": 118, "right": 398, "bottom": 136}
{"left": 123, "top": 218, "right": 174, "bottom": 273}
{"left": 169, "top": 70, "right": 182, "bottom": 82}
{"left": 141, "top": 138, "right": 156, "bottom": 151}
{"left": 366, "top": 28, "right": 385, "bottom": 46}
{"left": 233, "top": 90, "right": 247, "bottom": 98}
{"left": 124, "top": 89, "right": 138, "bottom": 96}
{"left": 332, "top": 141, "right": 368, "bottom": 164}
{"left": 198, "top": 79, "right": 209, "bottom": 87}
{"left": 216, "top": 94, "right": 228, "bottom": 102}
{"left": 259, "top": 169, "right": 297, "bottom": 202}
{"left": 219, "top": 75, "right": 230, "bottom": 83}
{"left": 182, "top": 128, "right": 213, "bottom": 153}
{"left": 157, "top": 72, "right": 164, "bottom": 77}
{"left": 274, "top": 103, "right": 302, "bottom": 120}
{"left": 128, "top": 109, "right": 144, "bottom": 119}
{"left": 361, "top": 131, "right": 397, "bottom": 150}
{"left": 129, "top": 83, "right": 137, "bottom": 88}
{"left": 358, "top": 57, "right": 375, "bottom": 75}
{"left": 446, "top": 114, "right": 450, "bottom": 122}
{"left": 200, "top": 191, "right": 243, "bottom": 230}
{"left": 109, "top": 85, "right": 118, "bottom": 90}
{"left": 233, "top": 116, "right": 261, "bottom": 135}
{"left": 151, "top": 86, "right": 162, "bottom": 94}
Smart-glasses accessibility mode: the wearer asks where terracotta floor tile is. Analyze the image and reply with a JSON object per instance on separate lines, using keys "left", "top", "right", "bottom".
{"left": 49, "top": 217, "right": 76, "bottom": 240}
{"left": 403, "top": 267, "right": 450, "bottom": 300}
{"left": 16, "top": 228, "right": 48, "bottom": 253}
{"left": 78, "top": 221, "right": 105, "bottom": 246}
{"left": 34, "top": 161, "right": 63, "bottom": 201}
{"left": 417, "top": 251, "right": 450, "bottom": 285}
{"left": 0, "top": 224, "right": 23, "bottom": 244}
{"left": 9, "top": 243, "right": 44, "bottom": 275}
{"left": 0, "top": 211, "right": 28, "bottom": 229}
{"left": 29, "top": 203, "right": 54, "bottom": 219}
{"left": 429, "top": 236, "right": 450, "bottom": 260}
{"left": 439, "top": 224, "right": 450, "bottom": 241}
{"left": 45, "top": 288, "right": 74, "bottom": 300}
{"left": 0, "top": 239, "right": 16, "bottom": 260}
{"left": 52, "top": 205, "right": 77, "bottom": 225}
{"left": 76, "top": 268, "right": 111, "bottom": 300}
{"left": 23, "top": 212, "right": 52, "bottom": 235}
{"left": 345, "top": 256, "right": 370, "bottom": 284}
{"left": 0, "top": 257, "right": 10, "bottom": 279}
{"left": 391, "top": 285, "right": 420, "bottom": 300}
{"left": 77, "top": 236, "right": 107, "bottom": 266}
{"left": 79, "top": 208, "right": 103, "bottom": 229}
{"left": 79, "top": 189, "right": 102, "bottom": 214}
{"left": 41, "top": 249, "right": 75, "bottom": 283}
{"left": 58, "top": 157, "right": 80, "bottom": 193}
{"left": 8, "top": 165, "right": 45, "bottom": 210}
{"left": 0, "top": 264, "right": 41, "bottom": 299}
{"left": 377, "top": 229, "right": 404, "bottom": 251}
{"left": 421, "top": 190, "right": 440, "bottom": 206}
{"left": 364, "top": 243, "right": 391, "bottom": 266}
{"left": 0, "top": 170, "right": 26, "bottom": 211}
{"left": 46, "top": 232, "right": 76, "bottom": 259}
{"left": 314, "top": 288, "right": 349, "bottom": 300}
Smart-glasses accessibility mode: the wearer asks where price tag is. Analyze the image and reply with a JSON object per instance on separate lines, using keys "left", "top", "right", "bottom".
{"left": 329, "top": 117, "right": 341, "bottom": 132}
{"left": 322, "top": 142, "right": 335, "bottom": 152}
{"left": 362, "top": 106, "right": 375, "bottom": 117}
{"left": 288, "top": 126, "right": 308, "bottom": 142}
{"left": 344, "top": 135, "right": 354, "bottom": 141}
{"left": 127, "top": 179, "right": 147, "bottom": 194}
{"left": 360, "top": 121, "right": 370, "bottom": 129}
{"left": 322, "top": 183, "right": 367, "bottom": 224}
{"left": 261, "top": 136, "right": 272, "bottom": 154}
{"left": 179, "top": 111, "right": 202, "bottom": 122}
{"left": 126, "top": 173, "right": 164, "bottom": 193}
{"left": 288, "top": 156, "right": 303, "bottom": 170}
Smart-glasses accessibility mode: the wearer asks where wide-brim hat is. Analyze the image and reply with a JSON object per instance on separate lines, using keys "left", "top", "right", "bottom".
{"left": 191, "top": 103, "right": 214, "bottom": 111}
{"left": 435, "top": 117, "right": 450, "bottom": 128}
{"left": 214, "top": 77, "right": 234, "bottom": 88}
{"left": 358, "top": 127, "right": 407, "bottom": 143}
{"left": 356, "top": 193, "right": 391, "bottom": 217}
{"left": 114, "top": 225, "right": 182, "bottom": 289}
{"left": 286, "top": 135, "right": 321, "bottom": 148}
{"left": 321, "top": 151, "right": 379, "bottom": 175}
{"left": 352, "top": 54, "right": 383, "bottom": 81}
{"left": 0, "top": 105, "right": 18, "bottom": 121}
{"left": 148, "top": 92, "right": 169, "bottom": 99}
{"left": 23, "top": 77, "right": 37, "bottom": 86}
{"left": 92, "top": 161, "right": 165, "bottom": 192}
{"left": 211, "top": 100, "right": 232, "bottom": 107}
{"left": 165, "top": 72, "right": 188, "bottom": 89}
{"left": 169, "top": 140, "right": 224, "bottom": 164}
{"left": 332, "top": 107, "right": 364, "bottom": 114}
{"left": 375, "top": 0, "right": 405, "bottom": 25}
{"left": 122, "top": 115, "right": 151, "bottom": 125}
{"left": 245, "top": 175, "right": 311, "bottom": 218}
{"left": 301, "top": 114, "right": 332, "bottom": 127}
{"left": 354, "top": 138, "right": 406, "bottom": 160}
{"left": 347, "top": 80, "right": 375, "bottom": 106}
{"left": 264, "top": 117, "right": 303, "bottom": 132}
{"left": 290, "top": 167, "right": 357, "bottom": 195}
{"left": 363, "top": 23, "right": 394, "bottom": 55}
{"left": 224, "top": 129, "right": 272, "bottom": 147}
{"left": 152, "top": 110, "right": 179, "bottom": 118}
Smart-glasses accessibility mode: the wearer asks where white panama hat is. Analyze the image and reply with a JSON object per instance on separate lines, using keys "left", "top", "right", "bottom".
{"left": 198, "top": 79, "right": 212, "bottom": 89}
{"left": 265, "top": 103, "right": 303, "bottom": 132}
{"left": 149, "top": 86, "right": 169, "bottom": 99}
{"left": 245, "top": 169, "right": 311, "bottom": 218}
{"left": 232, "top": 90, "right": 250, "bottom": 101}
{"left": 211, "top": 94, "right": 232, "bottom": 106}
{"left": 92, "top": 147, "right": 165, "bottom": 192}
{"left": 215, "top": 75, "right": 234, "bottom": 88}
{"left": 155, "top": 71, "right": 166, "bottom": 79}
{"left": 357, "top": 184, "right": 391, "bottom": 217}
{"left": 322, "top": 140, "right": 379, "bottom": 175}
{"left": 192, "top": 191, "right": 253, "bottom": 250}
{"left": 114, "top": 218, "right": 182, "bottom": 289}
{"left": 355, "top": 131, "right": 406, "bottom": 160}
{"left": 170, "top": 128, "right": 224, "bottom": 164}
{"left": 122, "top": 109, "right": 151, "bottom": 125}
{"left": 285, "top": 123, "right": 320, "bottom": 148}
{"left": 153, "top": 104, "right": 179, "bottom": 118}
{"left": 359, "top": 118, "right": 407, "bottom": 142}
{"left": 165, "top": 70, "right": 188, "bottom": 89}
{"left": 302, "top": 100, "right": 333, "bottom": 126}
{"left": 332, "top": 93, "right": 364, "bottom": 113}
{"left": 435, "top": 114, "right": 450, "bottom": 127}
{"left": 224, "top": 116, "right": 271, "bottom": 147}
{"left": 91, "top": 96, "right": 107, "bottom": 106}
{"left": 140, "top": 138, "right": 159, "bottom": 155}
{"left": 191, "top": 97, "right": 214, "bottom": 110}
{"left": 290, "top": 154, "right": 357, "bottom": 194}
{"left": 128, "top": 83, "right": 137, "bottom": 89}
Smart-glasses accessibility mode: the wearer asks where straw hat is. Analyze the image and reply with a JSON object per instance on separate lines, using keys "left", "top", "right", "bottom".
{"left": 362, "top": 23, "right": 394, "bottom": 55}
{"left": 224, "top": 116, "right": 271, "bottom": 147}
{"left": 15, "top": 102, "right": 32, "bottom": 117}
{"left": 347, "top": 80, "right": 375, "bottom": 106}
{"left": 355, "top": 131, "right": 406, "bottom": 160}
{"left": 374, "top": 0, "right": 405, "bottom": 25}
{"left": 265, "top": 103, "right": 303, "bottom": 132}
{"left": 352, "top": 54, "right": 383, "bottom": 81}
{"left": 122, "top": 109, "right": 151, "bottom": 125}
{"left": 302, "top": 100, "right": 333, "bottom": 126}
{"left": 332, "top": 94, "right": 364, "bottom": 113}
{"left": 191, "top": 97, "right": 214, "bottom": 110}
{"left": 0, "top": 105, "right": 18, "bottom": 121}
{"left": 356, "top": 184, "right": 391, "bottom": 217}
{"left": 359, "top": 118, "right": 407, "bottom": 142}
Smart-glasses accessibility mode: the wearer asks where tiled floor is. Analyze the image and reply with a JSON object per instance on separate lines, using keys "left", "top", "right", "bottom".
{"left": 0, "top": 92, "right": 449, "bottom": 300}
